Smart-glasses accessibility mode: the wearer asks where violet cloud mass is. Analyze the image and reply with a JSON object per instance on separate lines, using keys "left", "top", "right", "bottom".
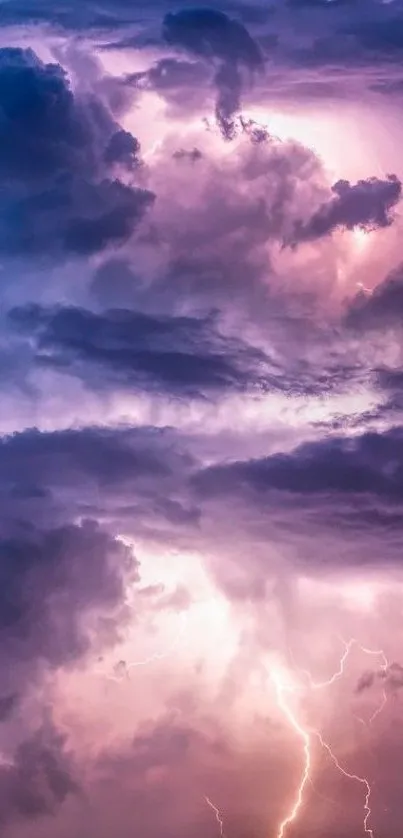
{"left": 1, "top": 2, "right": 403, "bottom": 838}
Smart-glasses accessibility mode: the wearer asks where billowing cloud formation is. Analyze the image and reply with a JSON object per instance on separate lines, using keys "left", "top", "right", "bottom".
{"left": 1, "top": 2, "right": 403, "bottom": 838}
{"left": 0, "top": 516, "right": 137, "bottom": 710}
{"left": 0, "top": 520, "right": 134, "bottom": 661}
{"left": 163, "top": 8, "right": 263, "bottom": 136}
{"left": 0, "top": 48, "right": 153, "bottom": 258}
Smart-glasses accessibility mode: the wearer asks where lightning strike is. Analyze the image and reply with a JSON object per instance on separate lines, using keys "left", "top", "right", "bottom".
{"left": 97, "top": 613, "right": 188, "bottom": 683}
{"left": 369, "top": 689, "right": 387, "bottom": 725}
{"left": 357, "top": 644, "right": 389, "bottom": 725}
{"left": 271, "top": 667, "right": 311, "bottom": 838}
{"left": 316, "top": 731, "right": 374, "bottom": 838}
{"left": 293, "top": 637, "right": 389, "bottom": 723}
{"left": 205, "top": 795, "right": 225, "bottom": 837}
{"left": 295, "top": 638, "right": 355, "bottom": 690}
{"left": 270, "top": 657, "right": 377, "bottom": 838}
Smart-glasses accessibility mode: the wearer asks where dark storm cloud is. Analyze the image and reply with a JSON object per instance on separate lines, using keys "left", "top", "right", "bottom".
{"left": 0, "top": 47, "right": 153, "bottom": 258}
{"left": 0, "top": 47, "right": 127, "bottom": 183}
{"left": 0, "top": 423, "right": 193, "bottom": 703}
{"left": 190, "top": 426, "right": 403, "bottom": 567}
{"left": 4, "top": 0, "right": 403, "bottom": 103}
{"left": 195, "top": 427, "right": 403, "bottom": 501}
{"left": 0, "top": 0, "right": 145, "bottom": 29}
{"left": 347, "top": 266, "right": 403, "bottom": 330}
{"left": 0, "top": 425, "right": 180, "bottom": 497}
{"left": 0, "top": 178, "right": 152, "bottom": 257}
{"left": 281, "top": 0, "right": 403, "bottom": 65}
{"left": 103, "top": 129, "right": 141, "bottom": 168}
{"left": 0, "top": 424, "right": 196, "bottom": 542}
{"left": 0, "top": 722, "right": 78, "bottom": 827}
{"left": 0, "top": 520, "right": 135, "bottom": 662}
{"left": 287, "top": 0, "right": 354, "bottom": 6}
{"left": 344, "top": 266, "right": 403, "bottom": 420}
{"left": 163, "top": 8, "right": 263, "bottom": 66}
{"left": 8, "top": 303, "right": 271, "bottom": 398}
{"left": 346, "top": 14, "right": 403, "bottom": 58}
{"left": 0, "top": 518, "right": 137, "bottom": 702}
{"left": 0, "top": 422, "right": 198, "bottom": 743}
{"left": 7, "top": 299, "right": 367, "bottom": 401}
{"left": 0, "top": 0, "right": 265, "bottom": 30}
{"left": 290, "top": 175, "right": 402, "bottom": 244}
{"left": 0, "top": 495, "right": 138, "bottom": 819}
{"left": 356, "top": 662, "right": 403, "bottom": 695}
{"left": 162, "top": 8, "right": 263, "bottom": 137}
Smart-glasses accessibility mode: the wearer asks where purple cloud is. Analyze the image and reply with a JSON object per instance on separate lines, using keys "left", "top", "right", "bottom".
{"left": 289, "top": 175, "right": 402, "bottom": 244}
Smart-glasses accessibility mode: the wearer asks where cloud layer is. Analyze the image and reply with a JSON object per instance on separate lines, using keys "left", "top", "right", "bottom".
{"left": 1, "top": 3, "right": 403, "bottom": 838}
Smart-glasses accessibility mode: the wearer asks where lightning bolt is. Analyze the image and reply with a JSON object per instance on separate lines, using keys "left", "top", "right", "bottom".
{"left": 205, "top": 795, "right": 225, "bottom": 837}
{"left": 97, "top": 613, "right": 188, "bottom": 683}
{"left": 315, "top": 731, "right": 374, "bottom": 838}
{"left": 294, "top": 638, "right": 355, "bottom": 690}
{"left": 292, "top": 637, "right": 389, "bottom": 724}
{"left": 271, "top": 668, "right": 311, "bottom": 838}
{"left": 357, "top": 644, "right": 389, "bottom": 725}
{"left": 270, "top": 660, "right": 376, "bottom": 838}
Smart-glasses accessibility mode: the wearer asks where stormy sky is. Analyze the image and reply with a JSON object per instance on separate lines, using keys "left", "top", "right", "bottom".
{"left": 1, "top": 1, "right": 403, "bottom": 837}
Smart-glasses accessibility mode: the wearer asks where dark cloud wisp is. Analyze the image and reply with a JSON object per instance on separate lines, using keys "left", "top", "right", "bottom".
{"left": 289, "top": 175, "right": 402, "bottom": 245}
{"left": 8, "top": 303, "right": 272, "bottom": 398}
{"left": 162, "top": 8, "right": 263, "bottom": 137}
